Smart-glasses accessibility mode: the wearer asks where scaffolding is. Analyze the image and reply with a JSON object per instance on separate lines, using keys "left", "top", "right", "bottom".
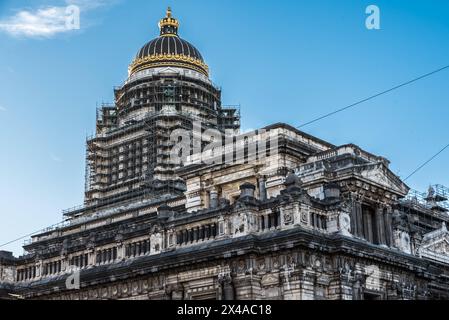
{"left": 73, "top": 72, "right": 241, "bottom": 216}
{"left": 220, "top": 104, "right": 241, "bottom": 131}
{"left": 400, "top": 184, "right": 449, "bottom": 235}
{"left": 96, "top": 104, "right": 117, "bottom": 134}
{"left": 404, "top": 184, "right": 449, "bottom": 211}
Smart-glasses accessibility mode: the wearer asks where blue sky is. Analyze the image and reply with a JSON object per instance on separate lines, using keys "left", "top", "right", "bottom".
{"left": 0, "top": 0, "right": 448, "bottom": 255}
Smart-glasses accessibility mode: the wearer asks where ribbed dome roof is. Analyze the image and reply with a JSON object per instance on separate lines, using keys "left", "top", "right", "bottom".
{"left": 129, "top": 8, "right": 209, "bottom": 77}
{"left": 136, "top": 36, "right": 204, "bottom": 62}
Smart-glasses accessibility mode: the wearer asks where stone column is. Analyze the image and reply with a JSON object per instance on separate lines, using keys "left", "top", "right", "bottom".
{"left": 355, "top": 202, "right": 364, "bottom": 238}
{"left": 350, "top": 197, "right": 363, "bottom": 237}
{"left": 37, "top": 260, "right": 43, "bottom": 278}
{"left": 292, "top": 202, "right": 301, "bottom": 225}
{"left": 263, "top": 214, "right": 270, "bottom": 230}
{"left": 193, "top": 227, "right": 199, "bottom": 242}
{"left": 268, "top": 213, "right": 272, "bottom": 229}
{"left": 317, "top": 215, "right": 322, "bottom": 229}
{"left": 167, "top": 230, "right": 174, "bottom": 248}
{"left": 350, "top": 198, "right": 358, "bottom": 236}
{"left": 363, "top": 209, "right": 373, "bottom": 243}
{"left": 352, "top": 274, "right": 365, "bottom": 300}
{"left": 62, "top": 257, "right": 69, "bottom": 271}
{"left": 211, "top": 224, "right": 217, "bottom": 238}
{"left": 220, "top": 274, "right": 235, "bottom": 300}
{"left": 218, "top": 220, "right": 223, "bottom": 237}
{"left": 205, "top": 225, "right": 210, "bottom": 239}
{"left": 223, "top": 281, "right": 235, "bottom": 300}
{"left": 88, "top": 248, "right": 97, "bottom": 265}
{"left": 161, "top": 230, "right": 166, "bottom": 250}
{"left": 384, "top": 207, "right": 394, "bottom": 247}
{"left": 182, "top": 230, "right": 188, "bottom": 244}
{"left": 375, "top": 207, "right": 386, "bottom": 245}
{"left": 258, "top": 176, "right": 267, "bottom": 201}
{"left": 199, "top": 227, "right": 205, "bottom": 241}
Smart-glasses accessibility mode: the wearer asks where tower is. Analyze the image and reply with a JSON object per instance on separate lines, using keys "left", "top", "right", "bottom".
{"left": 83, "top": 8, "right": 240, "bottom": 211}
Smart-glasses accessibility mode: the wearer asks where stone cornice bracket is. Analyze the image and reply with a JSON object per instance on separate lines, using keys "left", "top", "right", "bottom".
{"left": 218, "top": 271, "right": 232, "bottom": 284}
{"left": 114, "top": 233, "right": 124, "bottom": 245}
{"left": 164, "top": 283, "right": 184, "bottom": 299}
{"left": 86, "top": 240, "right": 96, "bottom": 250}
{"left": 349, "top": 191, "right": 363, "bottom": 203}
{"left": 203, "top": 178, "right": 214, "bottom": 188}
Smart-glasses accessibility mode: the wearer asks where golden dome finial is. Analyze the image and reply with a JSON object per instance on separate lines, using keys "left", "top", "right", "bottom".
{"left": 159, "top": 7, "right": 179, "bottom": 36}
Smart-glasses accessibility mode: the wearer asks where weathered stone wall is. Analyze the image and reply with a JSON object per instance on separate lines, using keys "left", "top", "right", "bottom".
{"left": 20, "top": 231, "right": 448, "bottom": 300}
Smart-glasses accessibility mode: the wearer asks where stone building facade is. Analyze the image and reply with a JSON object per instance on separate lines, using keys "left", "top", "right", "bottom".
{"left": 1, "top": 8, "right": 449, "bottom": 300}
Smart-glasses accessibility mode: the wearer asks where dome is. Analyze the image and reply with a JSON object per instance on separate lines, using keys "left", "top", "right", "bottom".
{"left": 129, "top": 8, "right": 209, "bottom": 77}
{"left": 136, "top": 37, "right": 204, "bottom": 62}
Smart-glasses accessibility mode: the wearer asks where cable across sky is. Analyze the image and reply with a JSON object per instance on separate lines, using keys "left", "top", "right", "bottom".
{"left": 295, "top": 64, "right": 449, "bottom": 182}
{"left": 296, "top": 65, "right": 449, "bottom": 129}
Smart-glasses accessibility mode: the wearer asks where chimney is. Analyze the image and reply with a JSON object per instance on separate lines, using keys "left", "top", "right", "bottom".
{"left": 239, "top": 182, "right": 256, "bottom": 199}
{"left": 209, "top": 190, "right": 219, "bottom": 209}
{"left": 284, "top": 173, "right": 302, "bottom": 190}
{"left": 324, "top": 182, "right": 341, "bottom": 200}
{"left": 157, "top": 204, "right": 173, "bottom": 219}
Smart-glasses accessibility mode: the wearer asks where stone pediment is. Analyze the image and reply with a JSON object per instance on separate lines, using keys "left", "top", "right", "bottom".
{"left": 158, "top": 67, "right": 180, "bottom": 74}
{"left": 261, "top": 273, "right": 279, "bottom": 287}
{"left": 360, "top": 164, "right": 409, "bottom": 196}
{"left": 418, "top": 223, "right": 449, "bottom": 263}
{"left": 423, "top": 238, "right": 449, "bottom": 254}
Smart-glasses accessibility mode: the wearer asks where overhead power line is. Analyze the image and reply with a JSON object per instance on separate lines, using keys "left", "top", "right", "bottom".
{"left": 1, "top": 66, "right": 448, "bottom": 251}
{"left": 0, "top": 221, "right": 66, "bottom": 249}
{"left": 296, "top": 65, "right": 449, "bottom": 129}
{"left": 404, "top": 143, "right": 449, "bottom": 181}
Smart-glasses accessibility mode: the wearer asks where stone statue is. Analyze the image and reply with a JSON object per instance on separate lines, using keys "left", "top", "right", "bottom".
{"left": 338, "top": 211, "right": 352, "bottom": 236}
{"left": 150, "top": 232, "right": 163, "bottom": 254}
